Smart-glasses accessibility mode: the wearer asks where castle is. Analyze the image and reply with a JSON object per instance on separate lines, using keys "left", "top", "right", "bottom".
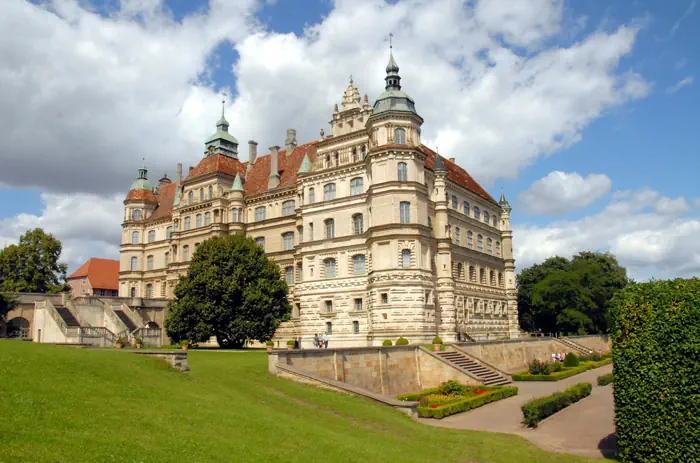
{"left": 119, "top": 50, "right": 519, "bottom": 347}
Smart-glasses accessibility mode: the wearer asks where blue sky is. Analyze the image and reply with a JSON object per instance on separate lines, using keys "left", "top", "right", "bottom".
{"left": 1, "top": 0, "right": 698, "bottom": 278}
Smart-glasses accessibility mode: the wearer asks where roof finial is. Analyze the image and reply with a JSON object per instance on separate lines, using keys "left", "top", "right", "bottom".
{"left": 389, "top": 32, "right": 393, "bottom": 50}
{"left": 221, "top": 91, "right": 227, "bottom": 118}
{"left": 350, "top": 74, "right": 353, "bottom": 83}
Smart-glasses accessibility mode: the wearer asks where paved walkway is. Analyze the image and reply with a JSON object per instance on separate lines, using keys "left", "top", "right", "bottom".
{"left": 418, "top": 364, "right": 616, "bottom": 459}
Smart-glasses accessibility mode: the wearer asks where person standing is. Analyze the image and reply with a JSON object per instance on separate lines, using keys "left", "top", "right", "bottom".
{"left": 322, "top": 333, "right": 329, "bottom": 349}
{"left": 313, "top": 333, "right": 319, "bottom": 348}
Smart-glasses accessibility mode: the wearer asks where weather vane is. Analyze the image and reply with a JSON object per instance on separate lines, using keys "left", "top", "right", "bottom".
{"left": 389, "top": 32, "right": 393, "bottom": 49}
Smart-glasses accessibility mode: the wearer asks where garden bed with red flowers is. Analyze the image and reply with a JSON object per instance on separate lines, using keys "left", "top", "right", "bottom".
{"left": 396, "top": 381, "right": 518, "bottom": 419}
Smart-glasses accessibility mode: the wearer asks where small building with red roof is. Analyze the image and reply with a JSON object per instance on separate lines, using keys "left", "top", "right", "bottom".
{"left": 67, "top": 258, "right": 120, "bottom": 298}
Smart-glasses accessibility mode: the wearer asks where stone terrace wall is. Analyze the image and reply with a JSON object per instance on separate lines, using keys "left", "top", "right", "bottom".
{"left": 566, "top": 335, "right": 611, "bottom": 352}
{"left": 271, "top": 346, "right": 477, "bottom": 396}
{"left": 456, "top": 338, "right": 578, "bottom": 373}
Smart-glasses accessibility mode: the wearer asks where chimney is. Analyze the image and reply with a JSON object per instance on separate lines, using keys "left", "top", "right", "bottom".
{"left": 268, "top": 145, "right": 280, "bottom": 190}
{"left": 449, "top": 157, "right": 455, "bottom": 163}
{"left": 177, "top": 163, "right": 183, "bottom": 184}
{"left": 248, "top": 140, "right": 258, "bottom": 165}
{"left": 285, "top": 128, "right": 297, "bottom": 156}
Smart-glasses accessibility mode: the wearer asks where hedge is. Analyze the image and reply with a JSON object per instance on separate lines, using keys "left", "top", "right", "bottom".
{"left": 396, "top": 384, "right": 502, "bottom": 402}
{"left": 610, "top": 278, "right": 700, "bottom": 462}
{"left": 521, "top": 382, "right": 592, "bottom": 428}
{"left": 418, "top": 386, "right": 518, "bottom": 419}
{"left": 597, "top": 373, "right": 613, "bottom": 386}
{"left": 512, "top": 358, "right": 612, "bottom": 381}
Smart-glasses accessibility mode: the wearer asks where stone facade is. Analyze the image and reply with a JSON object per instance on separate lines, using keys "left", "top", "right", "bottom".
{"left": 119, "top": 51, "right": 520, "bottom": 347}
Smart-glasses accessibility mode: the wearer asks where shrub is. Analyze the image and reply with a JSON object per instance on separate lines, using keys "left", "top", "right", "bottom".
{"left": 382, "top": 340, "right": 393, "bottom": 346}
{"left": 528, "top": 359, "right": 550, "bottom": 375}
{"left": 611, "top": 278, "right": 700, "bottom": 462}
{"left": 115, "top": 337, "right": 125, "bottom": 344}
{"left": 135, "top": 338, "right": 143, "bottom": 345}
{"left": 418, "top": 387, "right": 518, "bottom": 419}
{"left": 521, "top": 382, "right": 591, "bottom": 428}
{"left": 579, "top": 351, "right": 602, "bottom": 362}
{"left": 287, "top": 340, "right": 295, "bottom": 346}
{"left": 265, "top": 340, "right": 274, "bottom": 347}
{"left": 180, "top": 340, "right": 190, "bottom": 347}
{"left": 563, "top": 352, "right": 579, "bottom": 367}
{"left": 395, "top": 337, "right": 409, "bottom": 345}
{"left": 438, "top": 380, "right": 466, "bottom": 396}
{"left": 549, "top": 362, "right": 563, "bottom": 372}
{"left": 432, "top": 336, "right": 443, "bottom": 345}
{"left": 597, "top": 373, "right": 613, "bottom": 386}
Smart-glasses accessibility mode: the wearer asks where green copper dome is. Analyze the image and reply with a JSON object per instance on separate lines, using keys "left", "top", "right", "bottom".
{"left": 130, "top": 163, "right": 153, "bottom": 191}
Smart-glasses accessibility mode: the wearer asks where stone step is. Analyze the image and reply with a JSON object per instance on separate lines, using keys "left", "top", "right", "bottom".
{"left": 435, "top": 350, "right": 511, "bottom": 385}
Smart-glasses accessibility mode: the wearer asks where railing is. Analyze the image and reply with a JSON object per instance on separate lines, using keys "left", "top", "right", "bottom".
{"left": 132, "top": 327, "right": 162, "bottom": 347}
{"left": 41, "top": 300, "right": 69, "bottom": 337}
{"left": 119, "top": 303, "right": 145, "bottom": 330}
{"left": 79, "top": 326, "right": 118, "bottom": 346}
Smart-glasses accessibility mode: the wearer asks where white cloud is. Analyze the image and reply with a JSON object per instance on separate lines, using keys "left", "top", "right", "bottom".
{"left": 666, "top": 76, "right": 694, "bottom": 94}
{"left": 0, "top": 193, "right": 124, "bottom": 271}
{"left": 518, "top": 171, "right": 612, "bottom": 215}
{"left": 514, "top": 189, "right": 700, "bottom": 280}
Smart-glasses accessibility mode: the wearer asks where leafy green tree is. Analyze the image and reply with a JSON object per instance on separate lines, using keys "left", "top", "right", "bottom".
{"left": 518, "top": 251, "right": 628, "bottom": 334}
{"left": 165, "top": 234, "right": 291, "bottom": 348}
{"left": 0, "top": 228, "right": 68, "bottom": 293}
{"left": 0, "top": 293, "right": 14, "bottom": 321}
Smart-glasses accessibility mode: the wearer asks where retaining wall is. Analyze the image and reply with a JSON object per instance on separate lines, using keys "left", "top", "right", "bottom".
{"left": 565, "top": 335, "right": 611, "bottom": 352}
{"left": 455, "top": 338, "right": 578, "bottom": 373}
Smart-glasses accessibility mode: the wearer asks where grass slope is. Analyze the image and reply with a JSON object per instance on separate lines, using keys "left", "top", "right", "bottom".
{"left": 0, "top": 342, "right": 596, "bottom": 463}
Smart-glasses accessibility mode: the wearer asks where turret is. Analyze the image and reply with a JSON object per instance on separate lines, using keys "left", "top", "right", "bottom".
{"left": 124, "top": 162, "right": 157, "bottom": 221}
{"left": 204, "top": 96, "right": 239, "bottom": 158}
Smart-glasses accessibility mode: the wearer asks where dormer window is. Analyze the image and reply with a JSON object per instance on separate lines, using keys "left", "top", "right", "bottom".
{"left": 395, "top": 128, "right": 406, "bottom": 144}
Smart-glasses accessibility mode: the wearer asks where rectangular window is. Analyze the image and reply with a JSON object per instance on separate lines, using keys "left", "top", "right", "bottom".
{"left": 184, "top": 217, "right": 191, "bottom": 231}
{"left": 282, "top": 200, "right": 296, "bottom": 216}
{"left": 452, "top": 195, "right": 458, "bottom": 209}
{"left": 325, "top": 220, "right": 334, "bottom": 239}
{"left": 381, "top": 293, "right": 388, "bottom": 304}
{"left": 463, "top": 201, "right": 470, "bottom": 216}
{"left": 255, "top": 206, "right": 266, "bottom": 221}
{"left": 111, "top": 290, "right": 118, "bottom": 297}
{"left": 325, "top": 258, "right": 336, "bottom": 278}
{"left": 255, "top": 237, "right": 265, "bottom": 249}
{"left": 195, "top": 214, "right": 202, "bottom": 228}
{"left": 147, "top": 255, "right": 154, "bottom": 270}
{"left": 353, "top": 215, "right": 363, "bottom": 235}
{"left": 283, "top": 232, "right": 294, "bottom": 251}
{"left": 285, "top": 266, "right": 294, "bottom": 284}
{"left": 183, "top": 246, "right": 189, "bottom": 261}
{"left": 204, "top": 213, "right": 210, "bottom": 226}
{"left": 353, "top": 254, "right": 366, "bottom": 274}
{"left": 309, "top": 223, "right": 314, "bottom": 241}
{"left": 400, "top": 202, "right": 411, "bottom": 224}
{"left": 350, "top": 177, "right": 363, "bottom": 196}
{"left": 298, "top": 226, "right": 303, "bottom": 243}
{"left": 148, "top": 230, "right": 155, "bottom": 243}
{"left": 325, "top": 300, "right": 333, "bottom": 313}
{"left": 323, "top": 183, "right": 336, "bottom": 201}
{"left": 166, "top": 226, "right": 173, "bottom": 239}
{"left": 353, "top": 320, "right": 360, "bottom": 334}
{"left": 455, "top": 227, "right": 460, "bottom": 245}
{"left": 82, "top": 277, "right": 86, "bottom": 284}
{"left": 354, "top": 298, "right": 363, "bottom": 312}
{"left": 99, "top": 289, "right": 106, "bottom": 296}
{"left": 326, "top": 322, "right": 332, "bottom": 335}
{"left": 308, "top": 188, "right": 315, "bottom": 203}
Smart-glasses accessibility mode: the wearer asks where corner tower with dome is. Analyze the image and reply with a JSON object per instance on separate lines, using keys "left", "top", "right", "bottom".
{"left": 119, "top": 49, "right": 520, "bottom": 345}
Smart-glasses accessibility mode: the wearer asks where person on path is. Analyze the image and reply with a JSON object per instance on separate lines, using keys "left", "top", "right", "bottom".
{"left": 313, "top": 333, "right": 319, "bottom": 348}
{"left": 322, "top": 333, "right": 329, "bottom": 348}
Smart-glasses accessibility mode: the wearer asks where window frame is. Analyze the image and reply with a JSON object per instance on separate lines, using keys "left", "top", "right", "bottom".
{"left": 352, "top": 214, "right": 363, "bottom": 235}
{"left": 394, "top": 127, "right": 406, "bottom": 144}
{"left": 397, "top": 162, "right": 408, "bottom": 181}
{"left": 282, "top": 232, "right": 294, "bottom": 251}
{"left": 282, "top": 200, "right": 296, "bottom": 217}
{"left": 323, "top": 183, "right": 336, "bottom": 201}
{"left": 401, "top": 249, "right": 411, "bottom": 268}
{"left": 255, "top": 206, "right": 266, "bottom": 222}
{"left": 399, "top": 201, "right": 411, "bottom": 224}
{"left": 324, "top": 258, "right": 337, "bottom": 278}
{"left": 350, "top": 177, "right": 364, "bottom": 196}
{"left": 324, "top": 218, "right": 335, "bottom": 239}
{"left": 353, "top": 254, "right": 366, "bottom": 274}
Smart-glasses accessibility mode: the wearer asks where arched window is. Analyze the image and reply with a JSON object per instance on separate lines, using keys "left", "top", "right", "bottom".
{"left": 473, "top": 206, "right": 480, "bottom": 219}
{"left": 308, "top": 187, "right": 315, "bottom": 203}
{"left": 184, "top": 216, "right": 191, "bottom": 231}
{"left": 282, "top": 232, "right": 294, "bottom": 250}
{"left": 146, "top": 255, "right": 154, "bottom": 270}
{"left": 463, "top": 201, "right": 470, "bottom": 216}
{"left": 130, "top": 256, "right": 138, "bottom": 271}
{"left": 132, "top": 209, "right": 142, "bottom": 221}
{"left": 353, "top": 254, "right": 366, "bottom": 274}
{"left": 131, "top": 231, "right": 140, "bottom": 244}
{"left": 324, "top": 219, "right": 335, "bottom": 239}
{"left": 285, "top": 266, "right": 294, "bottom": 284}
{"left": 401, "top": 249, "right": 411, "bottom": 268}
{"left": 324, "top": 258, "right": 337, "bottom": 278}
{"left": 350, "top": 177, "right": 363, "bottom": 196}
{"left": 455, "top": 227, "right": 461, "bottom": 245}
{"left": 130, "top": 287, "right": 136, "bottom": 297}
{"left": 208, "top": 185, "right": 213, "bottom": 200}
{"left": 400, "top": 201, "right": 410, "bottom": 223}
{"left": 323, "top": 183, "right": 336, "bottom": 201}
{"left": 353, "top": 214, "right": 363, "bottom": 234}
{"left": 352, "top": 148, "right": 359, "bottom": 163}
{"left": 487, "top": 238, "right": 493, "bottom": 254}
{"left": 255, "top": 237, "right": 265, "bottom": 249}
{"left": 496, "top": 241, "right": 501, "bottom": 257}
{"left": 195, "top": 214, "right": 202, "bottom": 228}
{"left": 282, "top": 200, "right": 295, "bottom": 216}
{"left": 255, "top": 206, "right": 266, "bottom": 221}
{"left": 199, "top": 188, "right": 204, "bottom": 202}
{"left": 188, "top": 191, "right": 194, "bottom": 204}
{"left": 204, "top": 212, "right": 211, "bottom": 226}
{"left": 183, "top": 245, "right": 189, "bottom": 261}
{"left": 146, "top": 284, "right": 153, "bottom": 298}
{"left": 395, "top": 128, "right": 406, "bottom": 144}
{"left": 477, "top": 234, "right": 484, "bottom": 251}
{"left": 484, "top": 211, "right": 490, "bottom": 224}
{"left": 467, "top": 231, "right": 473, "bottom": 248}
{"left": 397, "top": 162, "right": 408, "bottom": 181}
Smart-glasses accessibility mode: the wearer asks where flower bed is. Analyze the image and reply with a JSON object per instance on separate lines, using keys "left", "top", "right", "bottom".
{"left": 512, "top": 358, "right": 612, "bottom": 382}
{"left": 521, "top": 382, "right": 592, "bottom": 428}
{"left": 397, "top": 381, "right": 518, "bottom": 419}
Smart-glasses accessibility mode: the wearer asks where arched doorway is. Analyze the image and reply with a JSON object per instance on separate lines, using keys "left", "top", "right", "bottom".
{"left": 6, "top": 317, "right": 30, "bottom": 339}
{"left": 145, "top": 321, "right": 159, "bottom": 329}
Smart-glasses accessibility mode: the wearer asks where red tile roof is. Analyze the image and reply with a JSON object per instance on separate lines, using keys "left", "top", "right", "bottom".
{"left": 136, "top": 140, "right": 495, "bottom": 222}
{"left": 67, "top": 258, "right": 119, "bottom": 291}
{"left": 125, "top": 189, "right": 157, "bottom": 202}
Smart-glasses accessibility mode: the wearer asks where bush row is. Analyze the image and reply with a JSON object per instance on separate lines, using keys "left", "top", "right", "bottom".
{"left": 512, "top": 358, "right": 612, "bottom": 382}
{"left": 418, "top": 386, "right": 518, "bottom": 419}
{"left": 521, "top": 382, "right": 592, "bottom": 428}
{"left": 597, "top": 373, "right": 613, "bottom": 386}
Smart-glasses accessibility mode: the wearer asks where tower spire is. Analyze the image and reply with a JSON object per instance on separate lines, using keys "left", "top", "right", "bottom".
{"left": 385, "top": 33, "right": 401, "bottom": 91}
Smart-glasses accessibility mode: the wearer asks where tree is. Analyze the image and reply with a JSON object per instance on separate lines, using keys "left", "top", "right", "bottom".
{"left": 165, "top": 234, "right": 291, "bottom": 348}
{"left": 0, "top": 228, "right": 68, "bottom": 293}
{"left": 517, "top": 251, "right": 628, "bottom": 334}
{"left": 0, "top": 293, "right": 14, "bottom": 321}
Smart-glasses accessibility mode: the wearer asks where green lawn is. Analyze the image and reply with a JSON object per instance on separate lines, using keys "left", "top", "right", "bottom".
{"left": 0, "top": 341, "right": 598, "bottom": 462}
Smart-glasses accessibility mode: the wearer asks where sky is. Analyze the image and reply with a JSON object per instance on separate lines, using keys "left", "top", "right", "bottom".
{"left": 0, "top": 0, "right": 698, "bottom": 281}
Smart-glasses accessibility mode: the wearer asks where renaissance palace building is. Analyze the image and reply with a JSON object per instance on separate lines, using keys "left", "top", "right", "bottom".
{"left": 119, "top": 50, "right": 520, "bottom": 347}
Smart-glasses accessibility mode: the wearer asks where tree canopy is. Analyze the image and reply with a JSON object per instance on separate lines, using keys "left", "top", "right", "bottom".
{"left": 517, "top": 251, "right": 628, "bottom": 335}
{"left": 164, "top": 234, "right": 291, "bottom": 348}
{"left": 0, "top": 294, "right": 14, "bottom": 321}
{"left": 0, "top": 228, "right": 68, "bottom": 293}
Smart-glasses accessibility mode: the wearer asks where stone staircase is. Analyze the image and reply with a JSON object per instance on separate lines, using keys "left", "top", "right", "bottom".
{"left": 435, "top": 351, "right": 511, "bottom": 386}
{"left": 557, "top": 337, "right": 592, "bottom": 355}
{"left": 54, "top": 306, "right": 81, "bottom": 327}
{"left": 113, "top": 310, "right": 137, "bottom": 333}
